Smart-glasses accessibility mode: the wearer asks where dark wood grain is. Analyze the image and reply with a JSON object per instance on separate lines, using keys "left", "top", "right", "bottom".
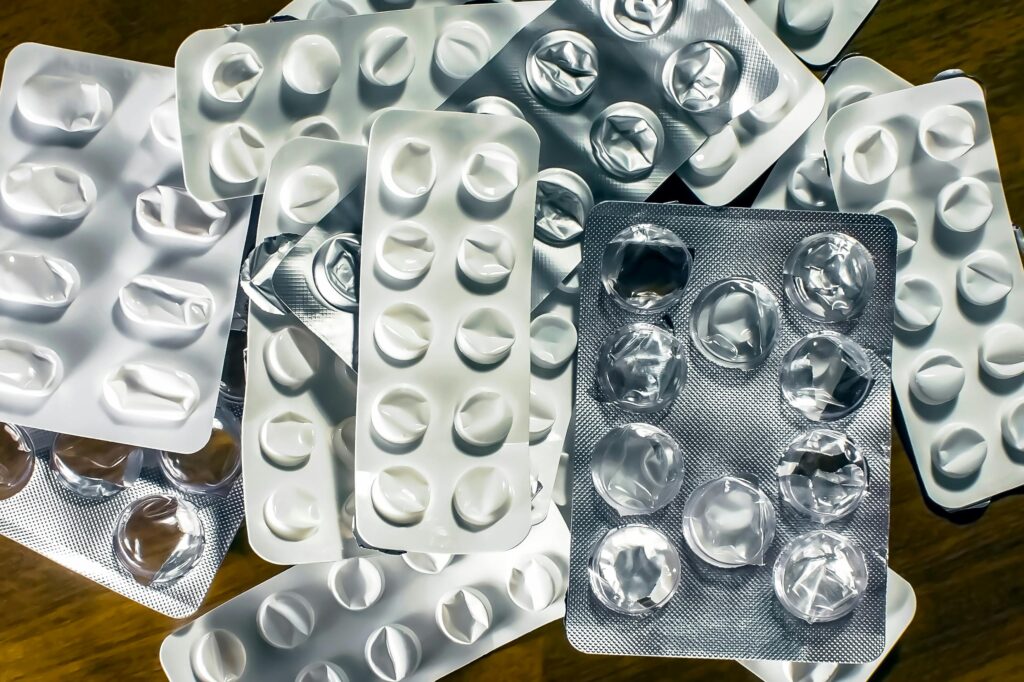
{"left": 1, "top": 1, "right": 1022, "bottom": 680}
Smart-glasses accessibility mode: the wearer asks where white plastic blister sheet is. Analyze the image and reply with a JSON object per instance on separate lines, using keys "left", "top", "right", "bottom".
{"left": 354, "top": 109, "right": 539, "bottom": 553}
{"left": 174, "top": 2, "right": 553, "bottom": 201}
{"left": 160, "top": 506, "right": 570, "bottom": 682}
{"left": 825, "top": 77, "right": 1024, "bottom": 510}
{"left": 745, "top": 0, "right": 880, "bottom": 67}
{"left": 0, "top": 43, "right": 252, "bottom": 454}
{"left": 675, "top": 0, "right": 825, "bottom": 206}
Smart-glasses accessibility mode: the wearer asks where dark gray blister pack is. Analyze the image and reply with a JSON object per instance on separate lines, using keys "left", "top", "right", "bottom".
{"left": 566, "top": 202, "right": 896, "bottom": 662}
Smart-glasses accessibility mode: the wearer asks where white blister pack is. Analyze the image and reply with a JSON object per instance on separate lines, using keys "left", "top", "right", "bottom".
{"left": 745, "top": 0, "right": 880, "bottom": 67}
{"left": 675, "top": 0, "right": 825, "bottom": 206}
{"left": 275, "top": 0, "right": 468, "bottom": 21}
{"left": 825, "top": 77, "right": 1024, "bottom": 510}
{"left": 354, "top": 109, "right": 539, "bottom": 553}
{"left": 754, "top": 55, "right": 911, "bottom": 212}
{"left": 174, "top": 2, "right": 552, "bottom": 201}
{"left": 160, "top": 506, "right": 570, "bottom": 682}
{"left": 240, "top": 139, "right": 367, "bottom": 565}
{"left": 739, "top": 569, "right": 917, "bottom": 682}
{"left": 0, "top": 44, "right": 252, "bottom": 454}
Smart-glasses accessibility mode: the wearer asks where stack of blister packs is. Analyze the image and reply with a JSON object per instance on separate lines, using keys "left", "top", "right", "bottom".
{"left": 1, "top": 0, "right": 1021, "bottom": 679}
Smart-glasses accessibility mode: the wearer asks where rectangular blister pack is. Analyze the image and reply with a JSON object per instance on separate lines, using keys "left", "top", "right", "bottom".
{"left": 675, "top": 0, "right": 825, "bottom": 207}
{"left": 0, "top": 44, "right": 252, "bottom": 454}
{"left": 160, "top": 506, "right": 570, "bottom": 682}
{"left": 740, "top": 568, "right": 916, "bottom": 682}
{"left": 438, "top": 0, "right": 782, "bottom": 308}
{"left": 174, "top": 2, "right": 552, "bottom": 202}
{"left": 274, "top": 0, "right": 468, "bottom": 21}
{"left": 745, "top": 0, "right": 880, "bottom": 67}
{"left": 353, "top": 109, "right": 539, "bottom": 553}
{"left": 825, "top": 77, "right": 1024, "bottom": 510}
{"left": 565, "top": 202, "right": 896, "bottom": 662}
{"left": 0, "top": 403, "right": 244, "bottom": 617}
{"left": 239, "top": 138, "right": 367, "bottom": 565}
{"left": 754, "top": 55, "right": 911, "bottom": 212}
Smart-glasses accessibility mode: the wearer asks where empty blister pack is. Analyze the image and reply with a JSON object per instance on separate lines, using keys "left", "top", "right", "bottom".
{"left": 745, "top": 0, "right": 879, "bottom": 67}
{"left": 0, "top": 44, "right": 252, "bottom": 453}
{"left": 240, "top": 139, "right": 368, "bottom": 565}
{"left": 0, "top": 404, "right": 244, "bottom": 617}
{"left": 353, "top": 109, "right": 538, "bottom": 553}
{"left": 566, "top": 202, "right": 896, "bottom": 662}
{"left": 174, "top": 2, "right": 552, "bottom": 201}
{"left": 754, "top": 55, "right": 911, "bottom": 212}
{"left": 675, "top": 0, "right": 825, "bottom": 206}
{"left": 439, "top": 0, "right": 783, "bottom": 307}
{"left": 161, "top": 506, "right": 570, "bottom": 682}
{"left": 275, "top": 0, "right": 468, "bottom": 21}
{"left": 740, "top": 569, "right": 917, "bottom": 682}
{"left": 825, "top": 77, "right": 1024, "bottom": 510}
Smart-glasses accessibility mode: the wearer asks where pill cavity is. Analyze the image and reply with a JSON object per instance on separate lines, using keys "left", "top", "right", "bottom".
{"left": 599, "top": 0, "right": 678, "bottom": 40}
{"left": 871, "top": 200, "right": 918, "bottom": 255}
{"left": 257, "top": 591, "right": 316, "bottom": 649}
{"left": 589, "top": 524, "right": 681, "bottom": 614}
{"left": 113, "top": 495, "right": 205, "bottom": 585}
{"left": 932, "top": 424, "right": 987, "bottom": 478}
{"left": 2, "top": 162, "right": 96, "bottom": 220}
{"left": 376, "top": 221, "right": 435, "bottom": 281}
{"left": 590, "top": 102, "right": 663, "bottom": 180}
{"left": 783, "top": 232, "right": 876, "bottom": 323}
{"left": 0, "top": 251, "right": 80, "bottom": 308}
{"left": 461, "top": 143, "right": 520, "bottom": 203}
{"left": 136, "top": 185, "right": 229, "bottom": 246}
{"left": 360, "top": 27, "right": 416, "bottom": 87}
{"left": 190, "top": 630, "right": 247, "bottom": 682}
{"left": 534, "top": 168, "right": 593, "bottom": 245}
{"left": 662, "top": 42, "right": 739, "bottom": 113}
{"left": 280, "top": 165, "right": 340, "bottom": 224}
{"left": 455, "top": 308, "right": 516, "bottom": 365}
{"left": 597, "top": 322, "right": 687, "bottom": 412}
{"left": 780, "top": 0, "right": 835, "bottom": 34}
{"left": 149, "top": 96, "right": 181, "bottom": 149}
{"left": 936, "top": 177, "right": 993, "bottom": 233}
{"left": 364, "top": 624, "right": 421, "bottom": 681}
{"left": 454, "top": 389, "right": 513, "bottom": 447}
{"left": 260, "top": 412, "right": 316, "bottom": 468}
{"left": 894, "top": 276, "right": 943, "bottom": 332}
{"left": 17, "top": 73, "right": 113, "bottom": 133}
{"left": 312, "top": 233, "right": 358, "bottom": 310}
{"left": 686, "top": 126, "right": 739, "bottom": 178}
{"left": 979, "top": 324, "right": 1024, "bottom": 379}
{"left": 210, "top": 123, "right": 266, "bottom": 185}
{"left": 525, "top": 31, "right": 598, "bottom": 107}
{"left": 830, "top": 84, "right": 874, "bottom": 117}
{"left": 296, "top": 662, "right": 348, "bottom": 682}
{"left": 331, "top": 416, "right": 356, "bottom": 467}
{"left": 591, "top": 423, "right": 685, "bottom": 516}
{"left": 909, "top": 351, "right": 965, "bottom": 406}
{"left": 329, "top": 557, "right": 385, "bottom": 610}
{"left": 381, "top": 138, "right": 436, "bottom": 199}
{"left": 842, "top": 125, "right": 899, "bottom": 185}
{"left": 779, "top": 332, "right": 873, "bottom": 422}
{"left": 119, "top": 275, "right": 214, "bottom": 334}
{"left": 283, "top": 34, "right": 341, "bottom": 95}
{"left": 452, "top": 466, "right": 513, "bottom": 529}
{"left": 530, "top": 313, "right": 577, "bottom": 369}
{"left": 374, "top": 303, "right": 432, "bottom": 362}
{"left": 601, "top": 223, "right": 692, "bottom": 311}
{"left": 957, "top": 250, "right": 1013, "bottom": 306}
{"left": 918, "top": 104, "right": 976, "bottom": 162}
{"left": 370, "top": 466, "right": 430, "bottom": 525}
{"left": 787, "top": 155, "right": 833, "bottom": 210}
{"left": 528, "top": 388, "right": 557, "bottom": 443}
{"left": 0, "top": 338, "right": 63, "bottom": 399}
{"left": 683, "top": 476, "right": 776, "bottom": 568}
{"left": 464, "top": 96, "right": 525, "bottom": 119}
{"left": 160, "top": 423, "right": 240, "bottom": 496}
{"left": 0, "top": 424, "right": 34, "bottom": 501}
{"left": 264, "top": 326, "right": 321, "bottom": 390}
{"left": 288, "top": 116, "right": 341, "bottom": 141}
{"left": 102, "top": 362, "right": 199, "bottom": 424}
{"left": 773, "top": 530, "right": 868, "bottom": 623}
{"left": 436, "top": 587, "right": 492, "bottom": 644}
{"left": 690, "top": 278, "right": 780, "bottom": 369}
{"left": 202, "top": 43, "right": 264, "bottom": 103}
{"left": 434, "top": 21, "right": 491, "bottom": 80}
{"left": 50, "top": 433, "right": 143, "bottom": 498}
{"left": 402, "top": 552, "right": 453, "bottom": 574}
{"left": 507, "top": 553, "right": 565, "bottom": 611}
{"left": 457, "top": 226, "right": 516, "bottom": 285}
{"left": 371, "top": 386, "right": 429, "bottom": 445}
{"left": 263, "top": 486, "right": 320, "bottom": 541}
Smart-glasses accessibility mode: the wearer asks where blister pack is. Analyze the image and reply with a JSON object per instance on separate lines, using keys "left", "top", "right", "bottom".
{"left": 824, "top": 77, "right": 1024, "bottom": 510}
{"left": 275, "top": 0, "right": 468, "bottom": 21}
{"left": 438, "top": 0, "right": 783, "bottom": 307}
{"left": 675, "top": 0, "right": 825, "bottom": 206}
{"left": 0, "top": 404, "right": 244, "bottom": 617}
{"left": 350, "top": 109, "right": 538, "bottom": 553}
{"left": 739, "top": 569, "right": 916, "bottom": 682}
{"left": 174, "top": 2, "right": 552, "bottom": 202}
{"left": 754, "top": 55, "right": 911, "bottom": 212}
{"left": 0, "top": 44, "right": 252, "bottom": 454}
{"left": 160, "top": 506, "right": 570, "bottom": 682}
{"left": 745, "top": 0, "right": 880, "bottom": 67}
{"left": 239, "top": 139, "right": 367, "bottom": 565}
{"left": 565, "top": 202, "right": 896, "bottom": 662}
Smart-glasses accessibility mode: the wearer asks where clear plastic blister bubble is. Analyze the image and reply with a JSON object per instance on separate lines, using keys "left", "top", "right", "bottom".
{"left": 588, "top": 524, "right": 681, "bottom": 615}
{"left": 596, "top": 323, "right": 687, "bottom": 412}
{"left": 773, "top": 530, "right": 869, "bottom": 624}
{"left": 779, "top": 331, "right": 874, "bottom": 422}
{"left": 50, "top": 434, "right": 144, "bottom": 498}
{"left": 0, "top": 424, "right": 34, "bottom": 500}
{"left": 113, "top": 494, "right": 206, "bottom": 587}
{"left": 689, "top": 277, "right": 780, "bottom": 369}
{"left": 777, "top": 430, "right": 868, "bottom": 523}
{"left": 783, "top": 232, "right": 876, "bottom": 323}
{"left": 682, "top": 475, "right": 776, "bottom": 568}
{"left": 601, "top": 223, "right": 692, "bottom": 312}
{"left": 590, "top": 423, "right": 685, "bottom": 515}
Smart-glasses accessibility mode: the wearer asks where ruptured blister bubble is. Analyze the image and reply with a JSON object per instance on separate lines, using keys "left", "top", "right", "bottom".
{"left": 0, "top": 424, "right": 34, "bottom": 500}
{"left": 202, "top": 43, "right": 263, "bottom": 103}
{"left": 590, "top": 102, "right": 664, "bottom": 180}
{"left": 777, "top": 430, "right": 868, "bottom": 524}
{"left": 787, "top": 155, "right": 834, "bottom": 210}
{"left": 662, "top": 42, "right": 739, "bottom": 113}
{"left": 588, "top": 524, "right": 681, "bottom": 615}
{"left": 780, "top": 331, "right": 874, "bottom": 421}
{"left": 525, "top": 30, "right": 598, "bottom": 107}
{"left": 682, "top": 476, "right": 776, "bottom": 568}
{"left": 312, "top": 234, "right": 359, "bottom": 310}
{"left": 773, "top": 530, "right": 869, "bottom": 624}
{"left": 159, "top": 421, "right": 241, "bottom": 496}
{"left": 435, "top": 587, "right": 492, "bottom": 644}
{"left": 591, "top": 423, "right": 684, "bottom": 515}
{"left": 784, "top": 232, "right": 876, "bottom": 323}
{"left": 599, "top": 0, "right": 678, "bottom": 40}
{"left": 534, "top": 168, "right": 594, "bottom": 245}
{"left": 50, "top": 433, "right": 143, "bottom": 498}
{"left": 597, "top": 323, "right": 686, "bottom": 412}
{"left": 689, "top": 278, "right": 780, "bottom": 369}
{"left": 113, "top": 495, "right": 205, "bottom": 586}
{"left": 600, "top": 223, "right": 692, "bottom": 312}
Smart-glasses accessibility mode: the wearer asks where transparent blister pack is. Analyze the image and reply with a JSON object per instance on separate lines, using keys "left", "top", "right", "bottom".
{"left": 565, "top": 202, "right": 896, "bottom": 662}
{"left": 239, "top": 139, "right": 368, "bottom": 565}
{"left": 174, "top": 2, "right": 552, "bottom": 202}
{"left": 745, "top": 0, "right": 880, "bottom": 67}
{"left": 160, "top": 505, "right": 569, "bottom": 682}
{"left": 754, "top": 55, "right": 911, "bottom": 212}
{"left": 275, "top": 0, "right": 468, "bottom": 21}
{"left": 675, "top": 0, "right": 825, "bottom": 206}
{"left": 740, "top": 569, "right": 917, "bottom": 682}
{"left": 824, "top": 77, "right": 1024, "bottom": 510}
{"left": 351, "top": 110, "right": 538, "bottom": 553}
{"left": 438, "top": 0, "right": 783, "bottom": 308}
{"left": 0, "top": 44, "right": 252, "bottom": 454}
{"left": 0, "top": 403, "right": 244, "bottom": 617}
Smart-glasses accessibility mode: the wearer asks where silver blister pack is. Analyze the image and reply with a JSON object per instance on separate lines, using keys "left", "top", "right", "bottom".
{"left": 438, "top": 0, "right": 783, "bottom": 307}
{"left": 0, "top": 402, "right": 244, "bottom": 617}
{"left": 565, "top": 202, "right": 896, "bottom": 662}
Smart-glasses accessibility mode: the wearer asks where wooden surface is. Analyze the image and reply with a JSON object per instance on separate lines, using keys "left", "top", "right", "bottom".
{"left": 1, "top": 1, "right": 1022, "bottom": 680}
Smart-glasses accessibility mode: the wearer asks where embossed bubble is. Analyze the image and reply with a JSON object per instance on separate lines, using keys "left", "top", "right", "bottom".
{"left": 690, "top": 278, "right": 780, "bottom": 369}
{"left": 783, "top": 232, "right": 876, "bottom": 323}
{"left": 456, "top": 308, "right": 516, "bottom": 366}
{"left": 979, "top": 324, "right": 1024, "bottom": 379}
{"left": 50, "top": 433, "right": 143, "bottom": 498}
{"left": 280, "top": 165, "right": 340, "bottom": 224}
{"left": 597, "top": 323, "right": 686, "bottom": 412}
{"left": 452, "top": 466, "right": 513, "bottom": 529}
{"left": 371, "top": 466, "right": 430, "bottom": 526}
{"left": 210, "top": 123, "right": 266, "bottom": 185}
{"left": 259, "top": 411, "right": 316, "bottom": 468}
{"left": 150, "top": 96, "right": 180, "bottom": 149}
{"left": 381, "top": 138, "right": 436, "bottom": 199}
{"left": 686, "top": 126, "right": 739, "bottom": 179}
{"left": 2, "top": 162, "right": 96, "bottom": 220}
{"left": 590, "top": 102, "right": 663, "bottom": 180}
{"left": 599, "top": 0, "right": 678, "bottom": 40}
{"left": 402, "top": 551, "right": 453, "bottom": 574}
{"left": 433, "top": 21, "right": 491, "bottom": 80}
{"left": 535, "top": 168, "right": 593, "bottom": 245}
{"left": 937, "top": 177, "right": 993, "bottom": 233}
{"left": 871, "top": 200, "right": 918, "bottom": 255}
{"left": 263, "top": 486, "right": 320, "bottom": 541}
{"left": 190, "top": 630, "right": 246, "bottom": 682}
{"left": 102, "top": 363, "right": 199, "bottom": 424}
{"left": 453, "top": 389, "right": 513, "bottom": 447}
{"left": 202, "top": 43, "right": 264, "bottom": 103}
{"left": 160, "top": 423, "right": 240, "bottom": 496}
{"left": 0, "top": 338, "right": 63, "bottom": 399}
{"left": 1001, "top": 398, "right": 1024, "bottom": 452}
{"left": 507, "top": 553, "right": 565, "bottom": 611}
{"left": 436, "top": 587, "right": 492, "bottom": 644}
{"left": 779, "top": 332, "right": 873, "bottom": 421}
{"left": 530, "top": 313, "right": 577, "bottom": 370}
{"left": 0, "top": 251, "right": 80, "bottom": 308}
{"left": 932, "top": 424, "right": 987, "bottom": 479}
{"left": 114, "top": 495, "right": 205, "bottom": 585}
{"left": 591, "top": 423, "right": 684, "bottom": 516}
{"left": 842, "top": 125, "right": 899, "bottom": 185}
{"left": 377, "top": 221, "right": 434, "bottom": 282}
{"left": 894, "top": 276, "right": 942, "bottom": 332}
{"left": 18, "top": 73, "right": 113, "bottom": 133}
{"left": 365, "top": 624, "right": 421, "bottom": 682}
{"left": 778, "top": 430, "right": 868, "bottom": 524}
{"left": 525, "top": 30, "right": 598, "bottom": 107}
{"left": 461, "top": 143, "right": 519, "bottom": 203}
{"left": 283, "top": 34, "right": 341, "bottom": 95}
{"left": 119, "top": 275, "right": 214, "bottom": 334}
{"left": 265, "top": 326, "right": 321, "bottom": 390}
{"left": 773, "top": 530, "right": 868, "bottom": 623}
{"left": 464, "top": 96, "right": 525, "bottom": 119}
{"left": 787, "top": 155, "right": 834, "bottom": 210}
{"left": 312, "top": 234, "right": 359, "bottom": 310}
{"left": 588, "top": 524, "right": 681, "bottom": 615}
{"left": 909, "top": 350, "right": 965, "bottom": 406}
{"left": 601, "top": 223, "right": 692, "bottom": 312}
{"left": 371, "top": 386, "right": 429, "bottom": 445}
{"left": 374, "top": 303, "right": 431, "bottom": 362}
{"left": 257, "top": 591, "right": 316, "bottom": 649}
{"left": 683, "top": 476, "right": 776, "bottom": 568}
{"left": 457, "top": 226, "right": 515, "bottom": 285}
{"left": 360, "top": 27, "right": 416, "bottom": 87}
{"left": 296, "top": 661, "right": 349, "bottom": 682}
{"left": 918, "top": 104, "right": 976, "bottom": 162}
{"left": 136, "top": 185, "right": 228, "bottom": 246}
{"left": 0, "top": 424, "right": 34, "bottom": 501}
{"left": 780, "top": 0, "right": 835, "bottom": 34}
{"left": 957, "top": 250, "right": 1013, "bottom": 306}
{"left": 329, "top": 557, "right": 386, "bottom": 610}
{"left": 662, "top": 42, "right": 739, "bottom": 113}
